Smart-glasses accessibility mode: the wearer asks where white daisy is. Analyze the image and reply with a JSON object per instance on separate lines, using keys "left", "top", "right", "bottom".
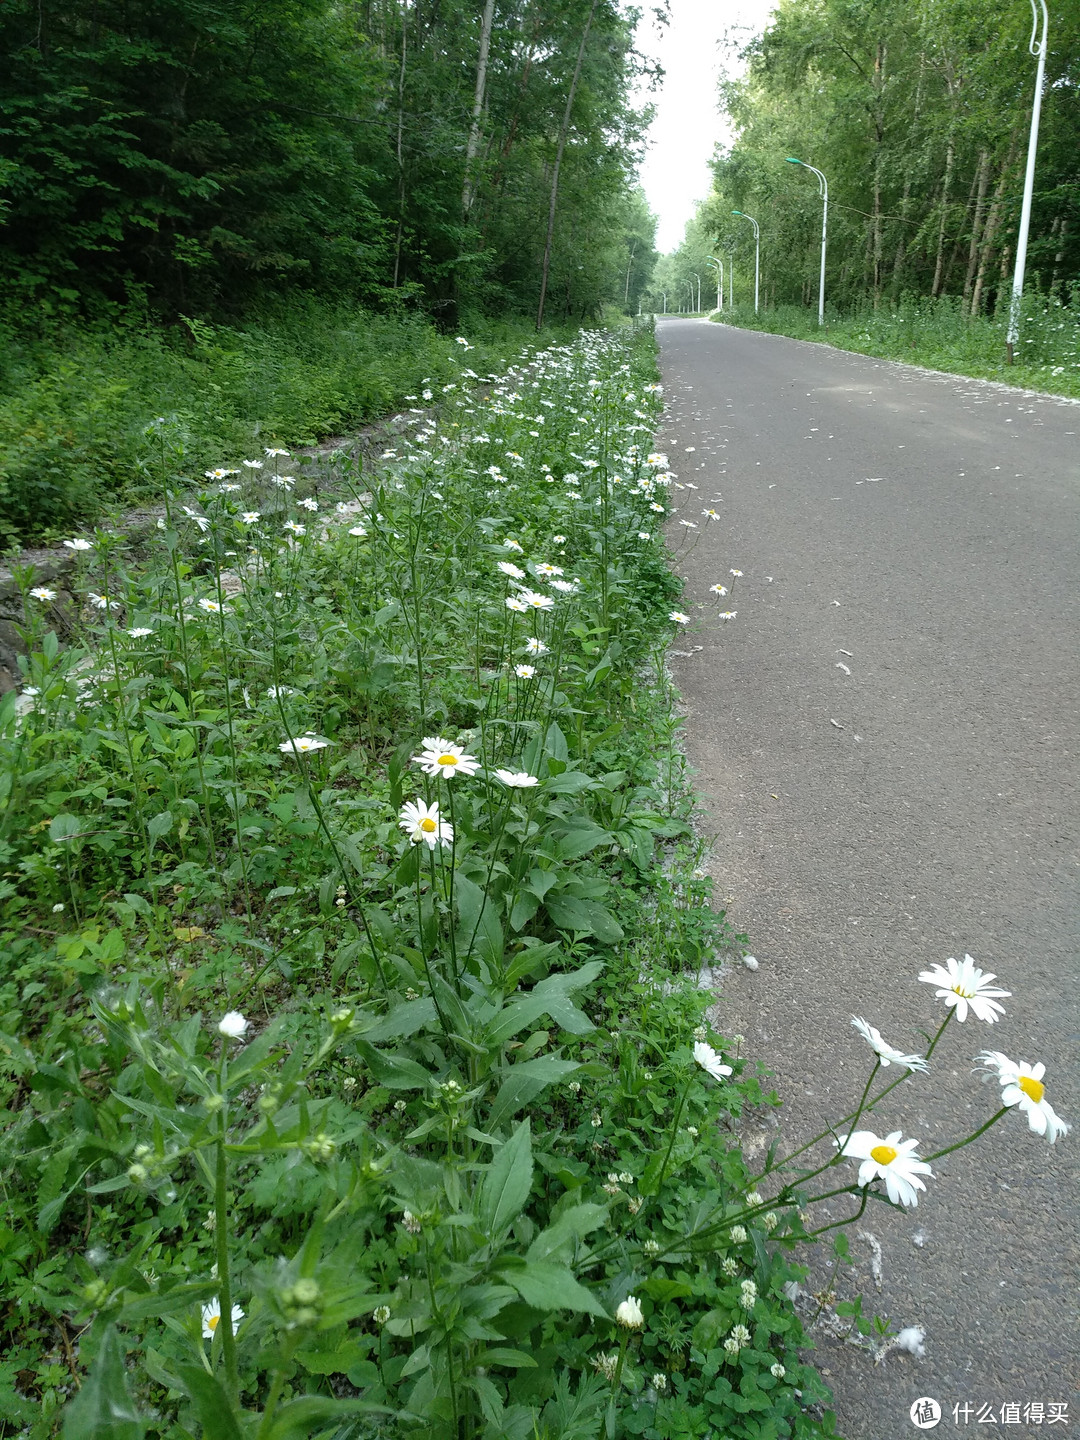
{"left": 918, "top": 954, "right": 1010, "bottom": 1023}
{"left": 240, "top": 511, "right": 261, "bottom": 524}
{"left": 348, "top": 525, "right": 368, "bottom": 538}
{"left": 127, "top": 626, "right": 153, "bottom": 639}
{"left": 202, "top": 1299, "right": 244, "bottom": 1338}
{"left": 399, "top": 798, "right": 453, "bottom": 849}
{"left": 197, "top": 598, "right": 221, "bottom": 614}
{"left": 709, "top": 584, "right": 728, "bottom": 597}
{"left": 412, "top": 742, "right": 481, "bottom": 778}
{"left": 669, "top": 611, "right": 690, "bottom": 625}
{"left": 693, "top": 1041, "right": 733, "bottom": 1081}
{"left": 851, "top": 1017, "right": 928, "bottom": 1072}
{"left": 30, "top": 587, "right": 57, "bottom": 601}
{"left": 498, "top": 561, "right": 526, "bottom": 580}
{"left": 837, "top": 1129, "right": 933, "bottom": 1207}
{"left": 279, "top": 734, "right": 330, "bottom": 755}
{"left": 63, "top": 538, "right": 92, "bottom": 551}
{"left": 298, "top": 497, "right": 319, "bottom": 512}
{"left": 518, "top": 588, "right": 554, "bottom": 611}
{"left": 514, "top": 664, "right": 536, "bottom": 679}
{"left": 977, "top": 1052, "right": 1069, "bottom": 1143}
{"left": 493, "top": 769, "right": 539, "bottom": 788}
{"left": 283, "top": 520, "right": 306, "bottom": 536}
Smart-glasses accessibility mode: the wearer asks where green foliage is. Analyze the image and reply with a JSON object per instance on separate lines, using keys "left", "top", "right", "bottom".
{"left": 715, "top": 290, "right": 1080, "bottom": 398}
{"left": 0, "top": 325, "right": 837, "bottom": 1439}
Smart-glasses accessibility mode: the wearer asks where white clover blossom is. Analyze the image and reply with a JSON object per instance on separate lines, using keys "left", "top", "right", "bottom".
{"left": 771, "top": 1362, "right": 786, "bottom": 1379}
{"left": 837, "top": 1129, "right": 933, "bottom": 1207}
{"left": 851, "top": 1017, "right": 928, "bottom": 1072}
{"left": 218, "top": 1012, "right": 249, "bottom": 1040}
{"left": 918, "top": 954, "right": 1010, "bottom": 1023}
{"left": 615, "top": 1295, "right": 644, "bottom": 1330}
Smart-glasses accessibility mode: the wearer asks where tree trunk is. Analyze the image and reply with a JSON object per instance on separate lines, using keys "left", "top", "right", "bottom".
{"left": 536, "top": 0, "right": 598, "bottom": 331}
{"left": 931, "top": 114, "right": 955, "bottom": 297}
{"left": 971, "top": 134, "right": 1020, "bottom": 319}
{"left": 1050, "top": 217, "right": 1069, "bottom": 297}
{"left": 962, "top": 150, "right": 991, "bottom": 309}
{"left": 392, "top": 3, "right": 408, "bottom": 288}
{"left": 462, "top": 0, "right": 497, "bottom": 220}
{"left": 871, "top": 41, "right": 885, "bottom": 307}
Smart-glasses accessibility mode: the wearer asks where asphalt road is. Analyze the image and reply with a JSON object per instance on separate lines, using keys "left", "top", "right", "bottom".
{"left": 654, "top": 319, "right": 1079, "bottom": 1440}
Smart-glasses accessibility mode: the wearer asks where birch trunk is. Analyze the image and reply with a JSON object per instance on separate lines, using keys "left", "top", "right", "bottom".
{"left": 970, "top": 134, "right": 1020, "bottom": 318}
{"left": 462, "top": 0, "right": 497, "bottom": 220}
{"left": 962, "top": 149, "right": 991, "bottom": 310}
{"left": 536, "top": 0, "right": 598, "bottom": 331}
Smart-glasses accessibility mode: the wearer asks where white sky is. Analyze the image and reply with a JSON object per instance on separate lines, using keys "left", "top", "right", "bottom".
{"left": 634, "top": 0, "right": 779, "bottom": 253}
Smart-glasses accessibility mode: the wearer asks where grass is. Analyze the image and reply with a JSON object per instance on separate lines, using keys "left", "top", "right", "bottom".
{"left": 0, "top": 298, "right": 578, "bottom": 549}
{"left": 708, "top": 291, "right": 1080, "bottom": 398}
{"left": 0, "top": 325, "right": 849, "bottom": 1440}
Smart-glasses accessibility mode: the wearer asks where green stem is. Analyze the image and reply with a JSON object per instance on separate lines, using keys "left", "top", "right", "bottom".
{"left": 214, "top": 1086, "right": 239, "bottom": 1399}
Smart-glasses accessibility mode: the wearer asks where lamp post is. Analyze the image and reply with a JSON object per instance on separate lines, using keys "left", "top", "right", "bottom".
{"left": 706, "top": 256, "right": 722, "bottom": 311}
{"left": 1007, "top": 0, "right": 1049, "bottom": 364}
{"left": 732, "top": 211, "right": 760, "bottom": 314}
{"left": 661, "top": 291, "right": 667, "bottom": 314}
{"left": 694, "top": 274, "right": 702, "bottom": 312}
{"left": 786, "top": 157, "right": 828, "bottom": 324}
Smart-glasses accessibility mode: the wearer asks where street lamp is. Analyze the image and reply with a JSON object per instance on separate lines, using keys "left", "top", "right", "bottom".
{"left": 694, "top": 274, "right": 702, "bottom": 312}
{"left": 1007, "top": 0, "right": 1050, "bottom": 364}
{"left": 706, "top": 256, "right": 723, "bottom": 311}
{"left": 661, "top": 291, "right": 667, "bottom": 314}
{"left": 732, "top": 211, "right": 760, "bottom": 314}
{"left": 786, "top": 157, "right": 828, "bottom": 324}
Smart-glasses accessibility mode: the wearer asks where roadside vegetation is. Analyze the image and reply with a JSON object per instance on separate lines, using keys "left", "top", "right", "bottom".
{"left": 708, "top": 292, "right": 1080, "bottom": 398}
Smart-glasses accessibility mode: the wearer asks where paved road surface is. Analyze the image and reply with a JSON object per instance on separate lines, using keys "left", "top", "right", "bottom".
{"left": 655, "top": 319, "right": 1079, "bottom": 1440}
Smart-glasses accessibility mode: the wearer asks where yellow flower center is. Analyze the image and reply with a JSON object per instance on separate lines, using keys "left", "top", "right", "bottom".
{"left": 207, "top": 1314, "right": 220, "bottom": 1332}
{"left": 420, "top": 818, "right": 437, "bottom": 833}
{"left": 870, "top": 1144, "right": 898, "bottom": 1166}
{"left": 438, "top": 754, "right": 458, "bottom": 766}
{"left": 951, "top": 983, "right": 974, "bottom": 998}
{"left": 1018, "top": 1075, "right": 1044, "bottom": 1103}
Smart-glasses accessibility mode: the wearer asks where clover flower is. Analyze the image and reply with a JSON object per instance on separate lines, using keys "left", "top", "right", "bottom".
{"left": 218, "top": 1012, "right": 249, "bottom": 1039}
{"left": 977, "top": 1052, "right": 1069, "bottom": 1143}
{"left": 615, "top": 1295, "right": 644, "bottom": 1329}
{"left": 851, "top": 1017, "right": 928, "bottom": 1071}
{"left": 373, "top": 1305, "right": 391, "bottom": 1324}
{"left": 918, "top": 954, "right": 1010, "bottom": 1023}
{"left": 399, "top": 799, "right": 453, "bottom": 849}
{"left": 202, "top": 1300, "right": 244, "bottom": 1339}
{"left": 693, "top": 1040, "right": 733, "bottom": 1081}
{"left": 837, "top": 1129, "right": 933, "bottom": 1207}
{"left": 740, "top": 1279, "right": 757, "bottom": 1309}
{"left": 412, "top": 741, "right": 480, "bottom": 779}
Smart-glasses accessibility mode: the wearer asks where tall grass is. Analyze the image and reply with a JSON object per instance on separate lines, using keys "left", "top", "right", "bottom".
{"left": 711, "top": 291, "right": 1080, "bottom": 398}
{"left": 0, "top": 299, "right": 573, "bottom": 547}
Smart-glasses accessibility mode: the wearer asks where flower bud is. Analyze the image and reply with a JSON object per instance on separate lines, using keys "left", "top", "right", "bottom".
{"left": 615, "top": 1295, "right": 644, "bottom": 1330}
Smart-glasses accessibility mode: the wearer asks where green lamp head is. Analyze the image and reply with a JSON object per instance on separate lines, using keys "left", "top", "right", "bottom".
{"left": 732, "top": 210, "right": 742, "bottom": 216}
{"left": 786, "top": 156, "right": 802, "bottom": 164}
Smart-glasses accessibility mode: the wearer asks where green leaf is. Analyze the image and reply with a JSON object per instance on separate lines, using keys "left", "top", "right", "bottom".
{"left": 543, "top": 770, "right": 593, "bottom": 795}
{"left": 554, "top": 822, "right": 613, "bottom": 861}
{"left": 62, "top": 1327, "right": 146, "bottom": 1439}
{"left": 487, "top": 1057, "right": 580, "bottom": 1132}
{"left": 173, "top": 1367, "right": 242, "bottom": 1440}
{"left": 498, "top": 1262, "right": 608, "bottom": 1319}
{"left": 362, "top": 997, "right": 437, "bottom": 1043}
{"left": 147, "top": 810, "right": 173, "bottom": 841}
{"left": 455, "top": 873, "right": 504, "bottom": 967}
{"left": 473, "top": 1348, "right": 538, "bottom": 1369}
{"left": 545, "top": 895, "right": 623, "bottom": 943}
{"left": 525, "top": 1203, "right": 609, "bottom": 1264}
{"left": 263, "top": 1398, "right": 391, "bottom": 1440}
{"left": 479, "top": 1119, "right": 533, "bottom": 1236}
{"left": 355, "top": 1041, "right": 431, "bottom": 1090}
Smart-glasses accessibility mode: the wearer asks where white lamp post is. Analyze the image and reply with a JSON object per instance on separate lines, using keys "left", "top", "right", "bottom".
{"left": 1007, "top": 0, "right": 1050, "bottom": 364}
{"left": 732, "top": 210, "right": 760, "bottom": 314}
{"left": 786, "top": 157, "right": 828, "bottom": 324}
{"left": 706, "top": 256, "right": 722, "bottom": 311}
{"left": 694, "top": 274, "right": 702, "bottom": 312}
{"left": 661, "top": 291, "right": 667, "bottom": 314}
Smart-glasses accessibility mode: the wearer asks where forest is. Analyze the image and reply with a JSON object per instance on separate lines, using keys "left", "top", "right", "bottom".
{"left": 652, "top": 0, "right": 1079, "bottom": 332}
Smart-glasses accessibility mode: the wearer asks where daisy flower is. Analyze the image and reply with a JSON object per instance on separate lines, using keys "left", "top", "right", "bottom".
{"left": 505, "top": 596, "right": 528, "bottom": 613}
{"left": 242, "top": 459, "right": 263, "bottom": 469}
{"left": 518, "top": 589, "right": 555, "bottom": 611}
{"left": 552, "top": 534, "right": 567, "bottom": 544}
{"left": 524, "top": 637, "right": 548, "bottom": 655}
{"left": 669, "top": 611, "right": 690, "bottom": 625}
{"left": 918, "top": 955, "right": 1010, "bottom": 1023}
{"left": 30, "top": 587, "right": 57, "bottom": 601}
{"left": 730, "top": 569, "right": 743, "bottom": 577}
{"left": 279, "top": 734, "right": 330, "bottom": 755}
{"left": 637, "top": 532, "right": 651, "bottom": 540}
{"left": 718, "top": 611, "right": 737, "bottom": 621}
{"left": 693, "top": 1041, "right": 733, "bottom": 1081}
{"left": 514, "top": 664, "right": 536, "bottom": 679}
{"left": 264, "top": 447, "right": 290, "bottom": 457}
{"left": 494, "top": 769, "right": 539, "bottom": 788}
{"left": 503, "top": 538, "right": 525, "bottom": 553}
{"left": 498, "top": 561, "right": 526, "bottom": 580}
{"left": 851, "top": 1017, "right": 928, "bottom": 1071}
{"left": 649, "top": 502, "right": 665, "bottom": 513}
{"left": 127, "top": 626, "right": 153, "bottom": 639}
{"left": 977, "top": 1052, "right": 1069, "bottom": 1143}
{"left": 534, "top": 562, "right": 563, "bottom": 577}
{"left": 709, "top": 584, "right": 728, "bottom": 597}
{"left": 399, "top": 798, "right": 453, "bottom": 849}
{"left": 182, "top": 507, "right": 210, "bottom": 532}
{"left": 412, "top": 741, "right": 480, "bottom": 778}
{"left": 202, "top": 1300, "right": 244, "bottom": 1339}
{"left": 273, "top": 476, "right": 296, "bottom": 490}
{"left": 87, "top": 593, "right": 116, "bottom": 611}
{"left": 283, "top": 520, "right": 306, "bottom": 536}
{"left": 240, "top": 512, "right": 261, "bottom": 524}
{"left": 348, "top": 525, "right": 368, "bottom": 538}
{"left": 837, "top": 1129, "right": 933, "bottom": 1207}
{"left": 63, "top": 538, "right": 92, "bottom": 552}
